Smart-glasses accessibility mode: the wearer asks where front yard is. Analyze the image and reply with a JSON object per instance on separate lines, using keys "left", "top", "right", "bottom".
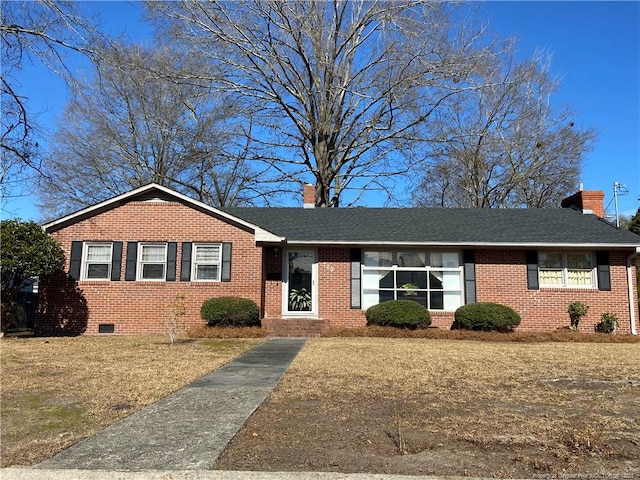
{"left": 0, "top": 335, "right": 262, "bottom": 466}
{"left": 215, "top": 337, "right": 640, "bottom": 478}
{"left": 1, "top": 333, "right": 639, "bottom": 478}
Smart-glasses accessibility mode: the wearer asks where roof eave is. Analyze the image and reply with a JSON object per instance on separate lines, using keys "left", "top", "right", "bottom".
{"left": 275, "top": 240, "right": 640, "bottom": 249}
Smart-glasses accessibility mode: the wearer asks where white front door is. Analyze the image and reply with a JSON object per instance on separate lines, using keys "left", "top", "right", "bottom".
{"left": 283, "top": 249, "right": 317, "bottom": 316}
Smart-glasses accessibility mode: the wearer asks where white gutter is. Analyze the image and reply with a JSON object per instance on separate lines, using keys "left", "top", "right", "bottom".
{"left": 628, "top": 250, "right": 639, "bottom": 335}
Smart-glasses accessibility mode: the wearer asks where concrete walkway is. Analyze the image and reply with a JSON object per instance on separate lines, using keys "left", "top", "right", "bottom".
{"left": 36, "top": 338, "right": 307, "bottom": 472}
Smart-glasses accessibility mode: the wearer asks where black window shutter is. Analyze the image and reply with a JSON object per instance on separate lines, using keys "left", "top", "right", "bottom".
{"left": 221, "top": 243, "right": 232, "bottom": 282}
{"left": 463, "top": 250, "right": 476, "bottom": 304}
{"left": 166, "top": 242, "right": 177, "bottom": 281}
{"left": 350, "top": 248, "right": 362, "bottom": 309}
{"left": 110, "top": 242, "right": 123, "bottom": 281}
{"left": 69, "top": 241, "right": 83, "bottom": 280}
{"left": 526, "top": 250, "right": 539, "bottom": 290}
{"left": 180, "top": 242, "right": 192, "bottom": 281}
{"left": 125, "top": 242, "right": 138, "bottom": 281}
{"left": 596, "top": 251, "right": 611, "bottom": 291}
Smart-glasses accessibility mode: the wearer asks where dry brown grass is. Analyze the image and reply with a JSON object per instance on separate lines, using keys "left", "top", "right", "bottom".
{"left": 186, "top": 324, "right": 267, "bottom": 338}
{"left": 217, "top": 337, "right": 640, "bottom": 477}
{"left": 323, "top": 325, "right": 640, "bottom": 343}
{"left": 0, "top": 335, "right": 263, "bottom": 467}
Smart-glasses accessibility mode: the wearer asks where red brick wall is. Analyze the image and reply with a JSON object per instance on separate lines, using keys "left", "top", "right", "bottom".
{"left": 475, "top": 249, "right": 638, "bottom": 334}
{"left": 38, "top": 200, "right": 263, "bottom": 335}
{"left": 264, "top": 246, "right": 637, "bottom": 334}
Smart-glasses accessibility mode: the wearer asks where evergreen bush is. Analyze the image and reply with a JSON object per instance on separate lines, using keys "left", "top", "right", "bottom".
{"left": 200, "top": 296, "right": 260, "bottom": 327}
{"left": 365, "top": 300, "right": 431, "bottom": 329}
{"left": 453, "top": 302, "right": 521, "bottom": 332}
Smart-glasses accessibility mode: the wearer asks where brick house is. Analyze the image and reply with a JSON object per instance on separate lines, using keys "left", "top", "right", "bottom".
{"left": 38, "top": 183, "right": 640, "bottom": 336}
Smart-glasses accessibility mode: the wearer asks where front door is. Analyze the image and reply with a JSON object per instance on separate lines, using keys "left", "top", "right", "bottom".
{"left": 284, "top": 249, "right": 316, "bottom": 316}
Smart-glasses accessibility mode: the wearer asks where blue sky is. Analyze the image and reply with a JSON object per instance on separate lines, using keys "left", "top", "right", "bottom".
{"left": 4, "top": 0, "right": 639, "bottom": 221}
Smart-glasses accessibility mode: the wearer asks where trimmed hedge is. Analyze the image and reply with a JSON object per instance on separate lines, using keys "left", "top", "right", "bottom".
{"left": 200, "top": 296, "right": 260, "bottom": 327}
{"left": 453, "top": 302, "right": 521, "bottom": 332}
{"left": 365, "top": 300, "right": 431, "bottom": 329}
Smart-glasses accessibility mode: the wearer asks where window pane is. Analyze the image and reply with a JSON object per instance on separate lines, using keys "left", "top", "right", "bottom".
{"left": 196, "top": 265, "right": 219, "bottom": 280}
{"left": 568, "top": 270, "right": 593, "bottom": 285}
{"left": 142, "top": 263, "right": 165, "bottom": 279}
{"left": 397, "top": 271, "right": 427, "bottom": 289}
{"left": 397, "top": 252, "right": 425, "bottom": 267}
{"left": 141, "top": 245, "right": 166, "bottom": 262}
{"left": 429, "top": 271, "right": 443, "bottom": 289}
{"left": 362, "top": 289, "right": 380, "bottom": 309}
{"left": 430, "top": 291, "right": 444, "bottom": 310}
{"left": 195, "top": 246, "right": 220, "bottom": 263}
{"left": 539, "top": 253, "right": 562, "bottom": 268}
{"left": 540, "top": 269, "right": 563, "bottom": 285}
{"left": 87, "top": 245, "right": 111, "bottom": 262}
{"left": 379, "top": 290, "right": 394, "bottom": 303}
{"left": 362, "top": 270, "right": 386, "bottom": 289}
{"left": 363, "top": 251, "right": 393, "bottom": 267}
{"left": 87, "top": 264, "right": 109, "bottom": 279}
{"left": 442, "top": 271, "right": 462, "bottom": 290}
{"left": 443, "top": 291, "right": 463, "bottom": 310}
{"left": 442, "top": 253, "right": 460, "bottom": 268}
{"left": 379, "top": 270, "right": 394, "bottom": 288}
{"left": 568, "top": 254, "right": 591, "bottom": 269}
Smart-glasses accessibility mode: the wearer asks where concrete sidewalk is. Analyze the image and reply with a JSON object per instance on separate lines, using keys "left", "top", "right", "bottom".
{"left": 2, "top": 468, "right": 504, "bottom": 480}
{"left": 35, "top": 338, "right": 307, "bottom": 472}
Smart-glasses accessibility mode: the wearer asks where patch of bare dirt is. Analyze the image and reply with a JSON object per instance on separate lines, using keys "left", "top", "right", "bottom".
{"left": 214, "top": 338, "right": 640, "bottom": 478}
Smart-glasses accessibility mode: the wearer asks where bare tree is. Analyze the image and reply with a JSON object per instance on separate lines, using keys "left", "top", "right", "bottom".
{"left": 149, "top": 0, "right": 496, "bottom": 207}
{"left": 38, "top": 43, "right": 263, "bottom": 218}
{"left": 414, "top": 49, "right": 596, "bottom": 208}
{"left": 1, "top": 0, "right": 99, "bottom": 203}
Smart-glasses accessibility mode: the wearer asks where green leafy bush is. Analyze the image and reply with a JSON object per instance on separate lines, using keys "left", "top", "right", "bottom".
{"left": 595, "top": 312, "right": 618, "bottom": 333}
{"left": 200, "top": 296, "right": 260, "bottom": 327}
{"left": 453, "top": 302, "right": 521, "bottom": 332}
{"left": 365, "top": 300, "right": 431, "bottom": 329}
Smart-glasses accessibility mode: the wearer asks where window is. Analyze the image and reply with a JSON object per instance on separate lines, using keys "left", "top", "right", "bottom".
{"left": 138, "top": 243, "right": 167, "bottom": 280}
{"left": 82, "top": 243, "right": 113, "bottom": 280}
{"left": 539, "top": 252, "right": 595, "bottom": 288}
{"left": 361, "top": 251, "right": 463, "bottom": 311}
{"left": 192, "top": 244, "right": 222, "bottom": 281}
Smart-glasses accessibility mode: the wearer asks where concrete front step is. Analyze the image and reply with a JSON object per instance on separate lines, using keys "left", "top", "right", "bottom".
{"left": 262, "top": 318, "right": 327, "bottom": 338}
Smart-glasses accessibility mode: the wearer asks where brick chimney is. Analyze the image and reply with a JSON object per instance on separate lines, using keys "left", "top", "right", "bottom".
{"left": 561, "top": 189, "right": 605, "bottom": 218}
{"left": 303, "top": 184, "right": 315, "bottom": 208}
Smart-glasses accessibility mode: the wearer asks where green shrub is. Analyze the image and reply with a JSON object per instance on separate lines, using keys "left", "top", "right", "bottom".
{"left": 365, "top": 300, "right": 431, "bottom": 329}
{"left": 200, "top": 296, "right": 260, "bottom": 327}
{"left": 595, "top": 312, "right": 618, "bottom": 333}
{"left": 453, "top": 302, "right": 521, "bottom": 332}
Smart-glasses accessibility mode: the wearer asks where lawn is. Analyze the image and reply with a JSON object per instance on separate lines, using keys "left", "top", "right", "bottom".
{"left": 214, "top": 337, "right": 640, "bottom": 478}
{"left": 2, "top": 333, "right": 639, "bottom": 477}
{"left": 0, "top": 335, "right": 263, "bottom": 467}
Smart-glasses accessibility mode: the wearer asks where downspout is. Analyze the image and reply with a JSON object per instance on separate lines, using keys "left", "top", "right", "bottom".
{"left": 628, "top": 250, "right": 639, "bottom": 335}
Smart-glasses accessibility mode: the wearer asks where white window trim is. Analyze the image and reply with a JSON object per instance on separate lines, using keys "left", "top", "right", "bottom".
{"left": 538, "top": 252, "right": 596, "bottom": 289}
{"left": 361, "top": 250, "right": 464, "bottom": 311}
{"left": 191, "top": 243, "right": 222, "bottom": 282}
{"left": 81, "top": 242, "right": 113, "bottom": 281}
{"left": 137, "top": 243, "right": 168, "bottom": 281}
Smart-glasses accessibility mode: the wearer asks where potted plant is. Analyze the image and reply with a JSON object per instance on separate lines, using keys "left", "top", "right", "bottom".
{"left": 400, "top": 282, "right": 419, "bottom": 296}
{"left": 289, "top": 288, "right": 312, "bottom": 311}
{"left": 567, "top": 301, "right": 589, "bottom": 331}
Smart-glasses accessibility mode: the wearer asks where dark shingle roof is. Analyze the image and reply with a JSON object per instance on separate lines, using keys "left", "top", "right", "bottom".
{"left": 223, "top": 207, "right": 640, "bottom": 247}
